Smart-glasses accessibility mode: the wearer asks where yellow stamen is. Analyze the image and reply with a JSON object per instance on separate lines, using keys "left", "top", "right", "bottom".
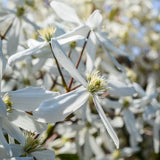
{"left": 3, "top": 94, "right": 13, "bottom": 112}
{"left": 24, "top": 131, "right": 45, "bottom": 154}
{"left": 38, "top": 27, "right": 56, "bottom": 42}
{"left": 87, "top": 71, "right": 108, "bottom": 94}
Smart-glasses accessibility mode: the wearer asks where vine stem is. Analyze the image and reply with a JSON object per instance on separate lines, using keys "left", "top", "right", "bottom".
{"left": 68, "top": 30, "right": 91, "bottom": 90}
{"left": 49, "top": 43, "right": 69, "bottom": 92}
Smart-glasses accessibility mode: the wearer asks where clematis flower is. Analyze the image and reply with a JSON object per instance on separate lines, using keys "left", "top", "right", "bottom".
{"left": 33, "top": 39, "right": 119, "bottom": 148}
{"left": 0, "top": 39, "right": 58, "bottom": 155}
{"left": 0, "top": 39, "right": 24, "bottom": 155}
{"left": 0, "top": 2, "right": 41, "bottom": 56}
{"left": 8, "top": 26, "right": 85, "bottom": 66}
{"left": 50, "top": 1, "right": 128, "bottom": 72}
{"left": 0, "top": 132, "right": 55, "bottom": 160}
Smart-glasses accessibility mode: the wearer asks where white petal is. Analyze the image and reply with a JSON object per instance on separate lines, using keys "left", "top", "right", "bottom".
{"left": 8, "top": 110, "right": 47, "bottom": 133}
{"left": 8, "top": 42, "right": 48, "bottom": 66}
{"left": 31, "top": 149, "right": 55, "bottom": 160}
{"left": 101, "top": 98, "right": 122, "bottom": 109}
{"left": 93, "top": 95, "right": 119, "bottom": 149}
{"left": 51, "top": 39, "right": 87, "bottom": 87}
{"left": 23, "top": 15, "right": 41, "bottom": 30}
{"left": 10, "top": 144, "right": 24, "bottom": 157}
{"left": 0, "top": 144, "right": 9, "bottom": 159}
{"left": 133, "top": 82, "right": 146, "bottom": 97}
{"left": 89, "top": 131, "right": 105, "bottom": 158}
{"left": 111, "top": 117, "right": 124, "bottom": 128}
{"left": 108, "top": 80, "right": 136, "bottom": 97}
{"left": 0, "top": 39, "right": 6, "bottom": 85}
{"left": 0, "top": 97, "right": 7, "bottom": 117}
{"left": 84, "top": 130, "right": 93, "bottom": 159}
{"left": 86, "top": 10, "right": 102, "bottom": 30}
{"left": 7, "top": 17, "right": 21, "bottom": 56}
{"left": 96, "top": 32, "right": 126, "bottom": 72}
{"left": 132, "top": 93, "right": 157, "bottom": 109}
{"left": 86, "top": 31, "right": 98, "bottom": 72}
{"left": 27, "top": 39, "right": 43, "bottom": 48}
{"left": 50, "top": 1, "right": 81, "bottom": 24}
{"left": 98, "top": 32, "right": 128, "bottom": 56}
{"left": 33, "top": 87, "right": 89, "bottom": 123}
{"left": 146, "top": 74, "right": 156, "bottom": 95}
{"left": 2, "top": 118, "right": 25, "bottom": 145}
{"left": 56, "top": 24, "right": 90, "bottom": 40}
{"left": 8, "top": 87, "right": 59, "bottom": 111}
{"left": 121, "top": 147, "right": 140, "bottom": 157}
{"left": 123, "top": 109, "right": 142, "bottom": 142}
{"left": 58, "top": 35, "right": 85, "bottom": 45}
{"left": 10, "top": 157, "right": 34, "bottom": 160}
{"left": 0, "top": 119, "right": 11, "bottom": 156}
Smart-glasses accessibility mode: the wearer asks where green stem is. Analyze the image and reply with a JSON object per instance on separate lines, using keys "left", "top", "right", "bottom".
{"left": 49, "top": 43, "right": 69, "bottom": 92}
{"left": 68, "top": 30, "right": 91, "bottom": 90}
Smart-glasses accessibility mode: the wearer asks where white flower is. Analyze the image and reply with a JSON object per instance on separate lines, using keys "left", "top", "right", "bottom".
{"left": 50, "top": 1, "right": 128, "bottom": 72}
{"left": 0, "top": 4, "right": 40, "bottom": 56}
{"left": 0, "top": 39, "right": 58, "bottom": 155}
{"left": 8, "top": 26, "right": 85, "bottom": 66}
{"left": 0, "top": 132, "right": 55, "bottom": 160}
{"left": 33, "top": 39, "right": 119, "bottom": 149}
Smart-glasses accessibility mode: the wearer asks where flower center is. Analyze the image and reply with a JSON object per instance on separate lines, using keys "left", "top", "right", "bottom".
{"left": 16, "top": 6, "right": 25, "bottom": 17}
{"left": 87, "top": 71, "right": 108, "bottom": 94}
{"left": 3, "top": 94, "right": 13, "bottom": 112}
{"left": 23, "top": 132, "right": 45, "bottom": 154}
{"left": 122, "top": 97, "right": 131, "bottom": 109}
{"left": 38, "top": 27, "right": 56, "bottom": 42}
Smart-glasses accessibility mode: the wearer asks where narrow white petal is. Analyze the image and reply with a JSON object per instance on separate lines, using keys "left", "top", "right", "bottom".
{"left": 89, "top": 131, "right": 105, "bottom": 157}
{"left": 31, "top": 149, "right": 55, "bottom": 160}
{"left": 10, "top": 144, "right": 24, "bottom": 157}
{"left": 86, "top": 31, "right": 98, "bottom": 72}
{"left": 96, "top": 32, "right": 126, "bottom": 72}
{"left": 56, "top": 24, "right": 90, "bottom": 40}
{"left": 33, "top": 87, "right": 89, "bottom": 123}
{"left": 0, "top": 144, "right": 9, "bottom": 159}
{"left": 8, "top": 110, "right": 47, "bottom": 133}
{"left": 0, "top": 119, "right": 11, "bottom": 155}
{"left": 23, "top": 15, "right": 41, "bottom": 30}
{"left": 93, "top": 95, "right": 119, "bottom": 148}
{"left": 84, "top": 130, "right": 93, "bottom": 159}
{"left": 8, "top": 87, "right": 59, "bottom": 111}
{"left": 7, "top": 17, "right": 21, "bottom": 55}
{"left": 27, "top": 39, "right": 43, "bottom": 48}
{"left": 58, "top": 35, "right": 85, "bottom": 45}
{"left": 101, "top": 98, "right": 122, "bottom": 110}
{"left": 146, "top": 74, "right": 156, "bottom": 95}
{"left": 86, "top": 10, "right": 103, "bottom": 30}
{"left": 10, "top": 157, "right": 34, "bottom": 160}
{"left": 123, "top": 109, "right": 142, "bottom": 142}
{"left": 8, "top": 42, "right": 48, "bottom": 66}
{"left": 51, "top": 39, "right": 87, "bottom": 87}
{"left": 133, "top": 82, "right": 146, "bottom": 97}
{"left": 0, "top": 39, "right": 6, "bottom": 83}
{"left": 0, "top": 97, "right": 7, "bottom": 117}
{"left": 108, "top": 80, "right": 136, "bottom": 97}
{"left": 98, "top": 32, "right": 128, "bottom": 56}
{"left": 2, "top": 118, "right": 25, "bottom": 145}
{"left": 50, "top": 1, "right": 81, "bottom": 24}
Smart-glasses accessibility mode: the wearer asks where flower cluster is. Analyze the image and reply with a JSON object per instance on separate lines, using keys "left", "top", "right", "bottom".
{"left": 0, "top": 0, "right": 159, "bottom": 160}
